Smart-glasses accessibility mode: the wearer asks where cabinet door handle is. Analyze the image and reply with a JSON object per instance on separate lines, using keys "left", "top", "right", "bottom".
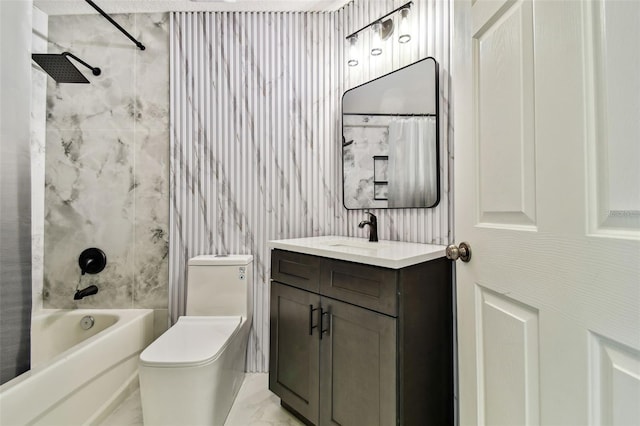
{"left": 320, "top": 308, "right": 331, "bottom": 339}
{"left": 309, "top": 305, "right": 319, "bottom": 335}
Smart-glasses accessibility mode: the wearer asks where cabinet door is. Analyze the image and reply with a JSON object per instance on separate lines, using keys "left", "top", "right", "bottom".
{"left": 319, "top": 297, "right": 397, "bottom": 426}
{"left": 269, "top": 282, "right": 320, "bottom": 424}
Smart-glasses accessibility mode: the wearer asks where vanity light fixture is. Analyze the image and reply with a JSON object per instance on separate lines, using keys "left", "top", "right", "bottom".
{"left": 348, "top": 34, "right": 359, "bottom": 66}
{"left": 371, "top": 22, "right": 383, "bottom": 56}
{"left": 345, "top": 1, "right": 413, "bottom": 65}
{"left": 398, "top": 7, "right": 411, "bottom": 43}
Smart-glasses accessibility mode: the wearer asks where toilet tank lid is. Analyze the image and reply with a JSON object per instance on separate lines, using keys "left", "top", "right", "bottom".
{"left": 188, "top": 254, "right": 253, "bottom": 266}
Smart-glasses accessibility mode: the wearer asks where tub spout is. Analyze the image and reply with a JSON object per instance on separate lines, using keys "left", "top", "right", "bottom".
{"left": 74, "top": 285, "right": 99, "bottom": 300}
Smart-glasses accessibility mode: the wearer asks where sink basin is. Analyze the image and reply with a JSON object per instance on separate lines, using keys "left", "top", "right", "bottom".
{"left": 322, "top": 239, "right": 390, "bottom": 250}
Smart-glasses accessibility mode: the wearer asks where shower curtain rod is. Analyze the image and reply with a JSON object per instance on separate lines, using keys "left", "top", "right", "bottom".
{"left": 85, "top": 0, "right": 145, "bottom": 50}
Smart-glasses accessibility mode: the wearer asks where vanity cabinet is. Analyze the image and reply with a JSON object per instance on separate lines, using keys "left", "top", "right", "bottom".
{"left": 269, "top": 249, "right": 453, "bottom": 426}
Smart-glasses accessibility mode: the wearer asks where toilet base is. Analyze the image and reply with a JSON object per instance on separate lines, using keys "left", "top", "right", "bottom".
{"left": 139, "top": 319, "right": 249, "bottom": 426}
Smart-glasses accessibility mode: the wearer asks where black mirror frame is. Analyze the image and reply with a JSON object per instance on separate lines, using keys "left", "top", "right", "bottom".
{"left": 341, "top": 57, "right": 441, "bottom": 210}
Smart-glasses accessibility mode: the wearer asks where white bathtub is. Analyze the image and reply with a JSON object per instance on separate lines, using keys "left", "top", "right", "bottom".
{"left": 0, "top": 309, "right": 154, "bottom": 426}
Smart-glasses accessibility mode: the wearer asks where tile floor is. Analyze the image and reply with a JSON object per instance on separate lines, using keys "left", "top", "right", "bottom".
{"left": 100, "top": 373, "right": 303, "bottom": 426}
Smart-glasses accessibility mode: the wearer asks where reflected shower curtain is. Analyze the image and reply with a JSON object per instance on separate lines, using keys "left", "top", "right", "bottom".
{"left": 387, "top": 117, "right": 437, "bottom": 207}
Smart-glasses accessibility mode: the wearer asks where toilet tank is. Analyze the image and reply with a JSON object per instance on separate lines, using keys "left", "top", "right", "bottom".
{"left": 185, "top": 255, "right": 253, "bottom": 318}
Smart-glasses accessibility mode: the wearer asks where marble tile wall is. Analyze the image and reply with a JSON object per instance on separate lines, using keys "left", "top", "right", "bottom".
{"left": 170, "top": 1, "right": 451, "bottom": 373}
{"left": 36, "top": 0, "right": 450, "bottom": 374}
{"left": 169, "top": 11, "right": 343, "bottom": 372}
{"left": 338, "top": 0, "right": 452, "bottom": 244}
{"left": 44, "top": 13, "right": 170, "bottom": 317}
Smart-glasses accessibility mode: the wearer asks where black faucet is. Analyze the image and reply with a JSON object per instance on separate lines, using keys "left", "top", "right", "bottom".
{"left": 74, "top": 285, "right": 99, "bottom": 300}
{"left": 358, "top": 212, "right": 379, "bottom": 242}
{"left": 75, "top": 248, "right": 106, "bottom": 300}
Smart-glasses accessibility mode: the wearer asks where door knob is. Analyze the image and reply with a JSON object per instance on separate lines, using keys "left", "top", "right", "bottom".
{"left": 446, "top": 242, "right": 472, "bottom": 262}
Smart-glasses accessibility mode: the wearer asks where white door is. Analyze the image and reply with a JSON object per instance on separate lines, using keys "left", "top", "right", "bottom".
{"left": 453, "top": 0, "right": 640, "bottom": 424}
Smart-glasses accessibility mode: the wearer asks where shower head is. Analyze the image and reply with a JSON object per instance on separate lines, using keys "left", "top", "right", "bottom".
{"left": 32, "top": 52, "right": 101, "bottom": 84}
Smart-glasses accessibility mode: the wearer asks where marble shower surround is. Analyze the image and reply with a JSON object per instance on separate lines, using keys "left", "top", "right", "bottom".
{"left": 44, "top": 13, "right": 170, "bottom": 310}
{"left": 343, "top": 114, "right": 391, "bottom": 209}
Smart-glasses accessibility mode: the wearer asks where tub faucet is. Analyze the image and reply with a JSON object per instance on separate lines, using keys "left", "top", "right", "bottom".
{"left": 78, "top": 248, "right": 107, "bottom": 275}
{"left": 358, "top": 212, "right": 379, "bottom": 242}
{"left": 74, "top": 285, "right": 99, "bottom": 300}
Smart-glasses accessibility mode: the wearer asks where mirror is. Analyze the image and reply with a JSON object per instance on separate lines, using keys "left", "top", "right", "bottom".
{"left": 342, "top": 57, "right": 440, "bottom": 209}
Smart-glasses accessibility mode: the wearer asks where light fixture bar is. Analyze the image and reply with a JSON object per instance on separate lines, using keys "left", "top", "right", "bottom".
{"left": 345, "top": 1, "right": 413, "bottom": 40}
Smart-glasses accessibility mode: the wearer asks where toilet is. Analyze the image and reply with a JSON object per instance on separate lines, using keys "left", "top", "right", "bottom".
{"left": 139, "top": 255, "right": 253, "bottom": 426}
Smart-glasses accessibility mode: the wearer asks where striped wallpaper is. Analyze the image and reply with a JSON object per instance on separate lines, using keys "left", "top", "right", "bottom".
{"left": 170, "top": 0, "right": 451, "bottom": 372}
{"left": 339, "top": 0, "right": 452, "bottom": 245}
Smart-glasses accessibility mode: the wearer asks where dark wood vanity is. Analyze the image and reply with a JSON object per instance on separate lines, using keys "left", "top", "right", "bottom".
{"left": 268, "top": 247, "right": 453, "bottom": 426}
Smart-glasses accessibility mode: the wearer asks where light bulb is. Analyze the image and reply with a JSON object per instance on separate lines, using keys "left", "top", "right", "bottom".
{"left": 371, "top": 22, "right": 383, "bottom": 56}
{"left": 398, "top": 8, "right": 411, "bottom": 44}
{"left": 348, "top": 35, "right": 359, "bottom": 67}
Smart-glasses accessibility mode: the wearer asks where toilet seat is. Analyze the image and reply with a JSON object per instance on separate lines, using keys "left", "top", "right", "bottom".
{"left": 139, "top": 316, "right": 242, "bottom": 368}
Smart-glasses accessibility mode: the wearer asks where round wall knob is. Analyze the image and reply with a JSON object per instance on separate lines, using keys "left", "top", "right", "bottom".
{"left": 79, "top": 248, "right": 107, "bottom": 274}
{"left": 446, "top": 242, "right": 472, "bottom": 262}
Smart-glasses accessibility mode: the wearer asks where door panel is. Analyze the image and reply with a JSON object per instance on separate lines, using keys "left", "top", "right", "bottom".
{"left": 454, "top": 0, "right": 640, "bottom": 424}
{"left": 586, "top": 0, "right": 640, "bottom": 236}
{"left": 589, "top": 334, "right": 640, "bottom": 425}
{"left": 474, "top": 0, "right": 536, "bottom": 228}
{"left": 477, "top": 287, "right": 539, "bottom": 425}
{"left": 269, "top": 282, "right": 320, "bottom": 424}
{"left": 319, "top": 297, "right": 396, "bottom": 426}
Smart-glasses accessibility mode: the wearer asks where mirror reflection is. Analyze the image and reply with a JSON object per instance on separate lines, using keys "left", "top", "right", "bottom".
{"left": 342, "top": 57, "right": 440, "bottom": 209}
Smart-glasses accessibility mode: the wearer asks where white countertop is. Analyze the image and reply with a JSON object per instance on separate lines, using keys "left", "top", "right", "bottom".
{"left": 269, "top": 236, "right": 447, "bottom": 269}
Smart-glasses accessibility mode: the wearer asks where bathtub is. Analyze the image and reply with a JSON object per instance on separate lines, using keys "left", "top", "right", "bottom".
{"left": 0, "top": 309, "right": 154, "bottom": 426}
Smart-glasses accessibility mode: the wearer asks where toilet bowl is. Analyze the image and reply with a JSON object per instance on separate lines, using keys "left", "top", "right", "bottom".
{"left": 139, "top": 255, "right": 253, "bottom": 426}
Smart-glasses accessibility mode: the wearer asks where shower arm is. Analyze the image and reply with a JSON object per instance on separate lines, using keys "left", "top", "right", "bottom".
{"left": 62, "top": 52, "right": 101, "bottom": 76}
{"left": 84, "top": 0, "right": 146, "bottom": 51}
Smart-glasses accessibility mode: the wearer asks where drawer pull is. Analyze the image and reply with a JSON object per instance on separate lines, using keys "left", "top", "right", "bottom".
{"left": 309, "top": 305, "right": 319, "bottom": 335}
{"left": 320, "top": 309, "right": 331, "bottom": 339}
